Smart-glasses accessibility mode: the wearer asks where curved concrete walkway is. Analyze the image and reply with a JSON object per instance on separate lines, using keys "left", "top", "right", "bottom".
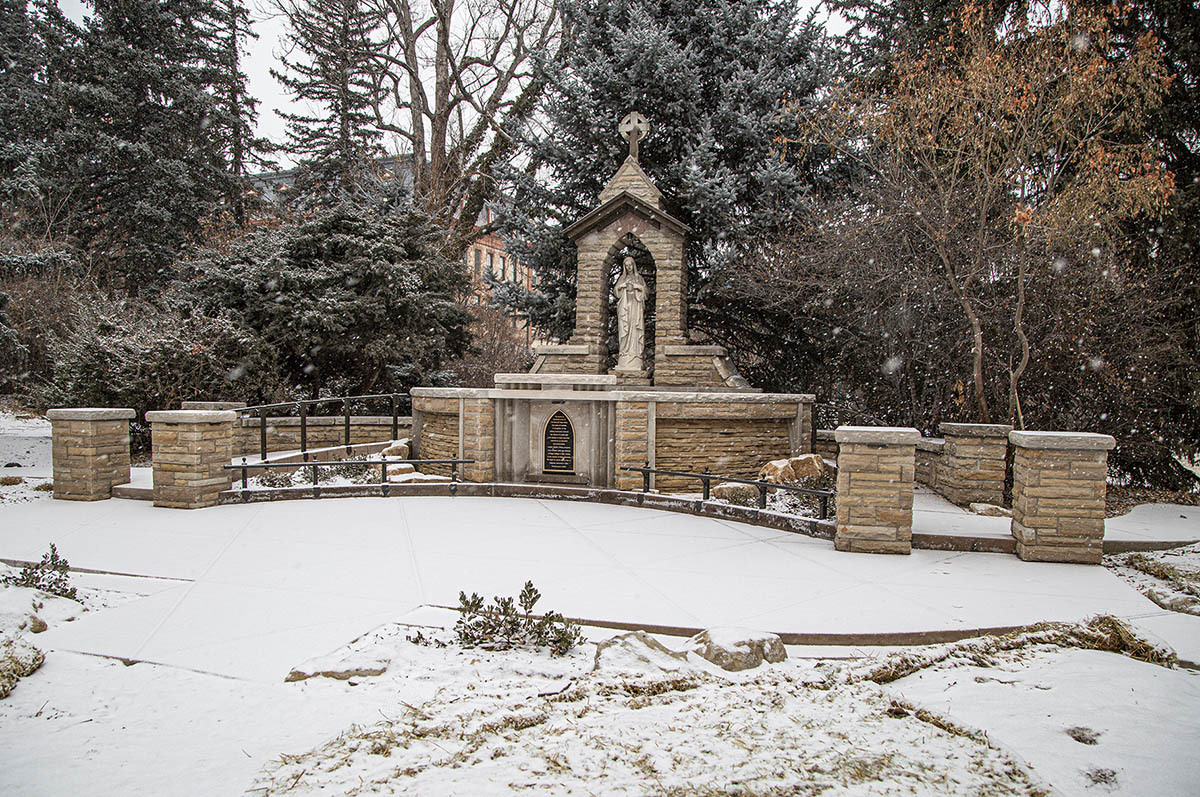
{"left": 1, "top": 494, "right": 1168, "bottom": 682}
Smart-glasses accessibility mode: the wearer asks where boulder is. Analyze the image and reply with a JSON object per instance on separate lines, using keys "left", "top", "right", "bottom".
{"left": 387, "top": 463, "right": 416, "bottom": 477}
{"left": 686, "top": 628, "right": 787, "bottom": 672}
{"left": 381, "top": 441, "right": 410, "bottom": 459}
{"left": 969, "top": 503, "right": 1012, "bottom": 518}
{"left": 712, "top": 482, "right": 759, "bottom": 503}
{"left": 592, "top": 630, "right": 691, "bottom": 675}
{"left": 757, "top": 459, "right": 796, "bottom": 484}
{"left": 787, "top": 454, "right": 828, "bottom": 480}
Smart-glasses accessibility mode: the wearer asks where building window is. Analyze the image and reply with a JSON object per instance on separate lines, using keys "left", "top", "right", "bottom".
{"left": 488, "top": 251, "right": 494, "bottom": 277}
{"left": 500, "top": 256, "right": 507, "bottom": 281}
{"left": 474, "top": 249, "right": 481, "bottom": 277}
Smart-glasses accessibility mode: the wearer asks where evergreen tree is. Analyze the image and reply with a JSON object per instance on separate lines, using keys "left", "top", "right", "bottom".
{"left": 51, "top": 0, "right": 232, "bottom": 286}
{"left": 493, "top": 0, "right": 833, "bottom": 343}
{"left": 212, "top": 0, "right": 274, "bottom": 226}
{"left": 0, "top": 0, "right": 70, "bottom": 240}
{"left": 271, "top": 0, "right": 385, "bottom": 203}
{"left": 178, "top": 204, "right": 472, "bottom": 396}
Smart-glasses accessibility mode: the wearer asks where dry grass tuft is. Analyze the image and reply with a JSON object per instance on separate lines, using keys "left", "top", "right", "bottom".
{"left": 856, "top": 615, "right": 1175, "bottom": 685}
{"left": 0, "top": 475, "right": 24, "bottom": 486}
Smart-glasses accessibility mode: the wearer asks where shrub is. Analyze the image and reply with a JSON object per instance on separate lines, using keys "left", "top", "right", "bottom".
{"left": 454, "top": 581, "right": 582, "bottom": 656}
{"left": 2, "top": 543, "right": 77, "bottom": 601}
{"left": 35, "top": 291, "right": 283, "bottom": 447}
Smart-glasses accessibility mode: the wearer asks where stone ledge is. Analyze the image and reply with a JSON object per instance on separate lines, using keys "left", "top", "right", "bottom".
{"left": 834, "top": 426, "right": 921, "bottom": 444}
{"left": 532, "top": 344, "right": 591, "bottom": 356}
{"left": 617, "top": 390, "right": 813, "bottom": 403}
{"left": 917, "top": 438, "right": 945, "bottom": 453}
{"left": 146, "top": 410, "right": 237, "bottom": 424}
{"left": 940, "top": 423, "right": 1014, "bottom": 437}
{"left": 47, "top": 408, "right": 136, "bottom": 421}
{"left": 1009, "top": 431, "right": 1116, "bottom": 451}
{"left": 494, "top": 373, "right": 617, "bottom": 387}
{"left": 662, "top": 344, "right": 727, "bottom": 356}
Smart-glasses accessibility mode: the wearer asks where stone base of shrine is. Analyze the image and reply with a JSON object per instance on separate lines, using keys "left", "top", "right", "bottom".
{"left": 411, "top": 374, "right": 814, "bottom": 491}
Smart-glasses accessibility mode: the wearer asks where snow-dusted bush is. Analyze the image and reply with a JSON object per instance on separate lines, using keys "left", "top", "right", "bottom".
{"left": 36, "top": 291, "right": 282, "bottom": 435}
{"left": 2, "top": 543, "right": 76, "bottom": 601}
{"left": 453, "top": 581, "right": 582, "bottom": 656}
{"left": 178, "top": 203, "right": 471, "bottom": 398}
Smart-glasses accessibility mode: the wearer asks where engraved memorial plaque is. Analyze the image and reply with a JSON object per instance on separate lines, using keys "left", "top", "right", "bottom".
{"left": 543, "top": 410, "right": 575, "bottom": 474}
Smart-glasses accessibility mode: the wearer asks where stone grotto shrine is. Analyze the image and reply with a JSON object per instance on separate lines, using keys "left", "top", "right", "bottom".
{"left": 411, "top": 112, "right": 815, "bottom": 491}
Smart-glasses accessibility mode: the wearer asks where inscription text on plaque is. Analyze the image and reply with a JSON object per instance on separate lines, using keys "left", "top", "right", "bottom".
{"left": 543, "top": 411, "right": 575, "bottom": 474}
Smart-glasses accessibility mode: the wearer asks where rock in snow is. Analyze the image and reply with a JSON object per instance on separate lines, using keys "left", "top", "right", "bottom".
{"left": 686, "top": 628, "right": 787, "bottom": 672}
{"left": 757, "top": 459, "right": 796, "bottom": 484}
{"left": 970, "top": 503, "right": 1012, "bottom": 518}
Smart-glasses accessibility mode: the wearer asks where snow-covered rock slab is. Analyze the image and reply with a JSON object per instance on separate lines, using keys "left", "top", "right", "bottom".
{"left": 686, "top": 627, "right": 787, "bottom": 671}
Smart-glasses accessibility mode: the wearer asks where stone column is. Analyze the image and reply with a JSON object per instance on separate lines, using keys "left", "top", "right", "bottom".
{"left": 145, "top": 410, "right": 235, "bottom": 509}
{"left": 1009, "top": 431, "right": 1115, "bottom": 564}
{"left": 614, "top": 398, "right": 651, "bottom": 491}
{"left": 47, "top": 408, "right": 136, "bottom": 501}
{"left": 938, "top": 423, "right": 1013, "bottom": 507}
{"left": 834, "top": 426, "right": 920, "bottom": 554}
{"left": 461, "top": 397, "right": 496, "bottom": 482}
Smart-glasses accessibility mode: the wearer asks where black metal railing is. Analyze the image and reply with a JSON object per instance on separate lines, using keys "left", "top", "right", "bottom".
{"left": 225, "top": 457, "right": 473, "bottom": 499}
{"left": 236, "top": 393, "right": 412, "bottom": 461}
{"left": 620, "top": 465, "right": 835, "bottom": 520}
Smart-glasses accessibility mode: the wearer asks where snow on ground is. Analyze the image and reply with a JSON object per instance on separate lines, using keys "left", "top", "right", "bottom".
{"left": 0, "top": 409, "right": 51, "bottom": 474}
{"left": 1106, "top": 542, "right": 1200, "bottom": 615}
{"left": 250, "top": 626, "right": 1041, "bottom": 796}
{"left": 0, "top": 410, "right": 53, "bottom": 503}
{"left": 888, "top": 646, "right": 1200, "bottom": 795}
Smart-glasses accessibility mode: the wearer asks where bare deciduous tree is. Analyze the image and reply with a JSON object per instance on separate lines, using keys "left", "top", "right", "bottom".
{"left": 368, "top": 0, "right": 560, "bottom": 253}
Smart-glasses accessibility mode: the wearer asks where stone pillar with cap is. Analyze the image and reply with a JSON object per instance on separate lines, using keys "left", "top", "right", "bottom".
{"left": 1009, "top": 431, "right": 1116, "bottom": 564}
{"left": 834, "top": 426, "right": 920, "bottom": 554}
{"left": 47, "top": 408, "right": 136, "bottom": 500}
{"left": 145, "top": 409, "right": 236, "bottom": 509}
{"left": 938, "top": 422, "right": 1013, "bottom": 507}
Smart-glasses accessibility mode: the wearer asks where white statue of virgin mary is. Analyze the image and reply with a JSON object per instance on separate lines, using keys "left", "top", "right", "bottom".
{"left": 614, "top": 255, "right": 647, "bottom": 372}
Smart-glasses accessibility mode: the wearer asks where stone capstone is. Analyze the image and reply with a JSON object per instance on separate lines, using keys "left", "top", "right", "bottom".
{"left": 685, "top": 628, "right": 787, "bottom": 672}
{"left": 970, "top": 503, "right": 1012, "bottom": 518}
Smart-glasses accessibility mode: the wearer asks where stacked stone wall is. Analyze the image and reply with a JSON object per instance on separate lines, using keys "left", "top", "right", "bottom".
{"left": 834, "top": 427, "right": 918, "bottom": 554}
{"left": 654, "top": 418, "right": 791, "bottom": 492}
{"left": 418, "top": 411, "right": 459, "bottom": 477}
{"left": 653, "top": 354, "right": 727, "bottom": 387}
{"left": 938, "top": 423, "right": 1011, "bottom": 506}
{"left": 461, "top": 398, "right": 495, "bottom": 482}
{"left": 47, "top": 408, "right": 135, "bottom": 501}
{"left": 915, "top": 439, "right": 945, "bottom": 489}
{"left": 146, "top": 410, "right": 235, "bottom": 509}
{"left": 1009, "top": 431, "right": 1114, "bottom": 564}
{"left": 232, "top": 418, "right": 411, "bottom": 458}
{"left": 614, "top": 400, "right": 650, "bottom": 491}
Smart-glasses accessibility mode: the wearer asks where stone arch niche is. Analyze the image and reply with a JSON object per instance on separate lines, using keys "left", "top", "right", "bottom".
{"left": 603, "top": 233, "right": 656, "bottom": 381}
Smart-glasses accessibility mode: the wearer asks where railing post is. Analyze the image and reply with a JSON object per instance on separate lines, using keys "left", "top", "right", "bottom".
{"left": 391, "top": 394, "right": 398, "bottom": 441}
{"left": 299, "top": 401, "right": 308, "bottom": 460}
{"left": 259, "top": 409, "right": 268, "bottom": 461}
{"left": 241, "top": 457, "right": 248, "bottom": 490}
{"left": 701, "top": 466, "right": 711, "bottom": 501}
{"left": 343, "top": 397, "right": 352, "bottom": 454}
{"left": 311, "top": 462, "right": 319, "bottom": 499}
{"left": 757, "top": 481, "right": 768, "bottom": 509}
{"left": 642, "top": 462, "right": 650, "bottom": 493}
{"left": 380, "top": 456, "right": 389, "bottom": 497}
{"left": 820, "top": 494, "right": 829, "bottom": 520}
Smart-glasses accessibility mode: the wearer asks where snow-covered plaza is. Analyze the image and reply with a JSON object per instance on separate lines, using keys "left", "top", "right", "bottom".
{"left": 3, "top": 414, "right": 1200, "bottom": 794}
